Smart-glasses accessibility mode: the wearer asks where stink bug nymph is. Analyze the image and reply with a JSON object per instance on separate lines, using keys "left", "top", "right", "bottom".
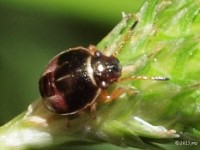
{"left": 39, "top": 45, "right": 168, "bottom": 115}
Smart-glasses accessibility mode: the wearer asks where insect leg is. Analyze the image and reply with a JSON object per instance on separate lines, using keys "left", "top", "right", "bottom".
{"left": 99, "top": 87, "right": 138, "bottom": 103}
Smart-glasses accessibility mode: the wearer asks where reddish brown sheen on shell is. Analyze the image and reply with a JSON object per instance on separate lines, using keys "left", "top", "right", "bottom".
{"left": 39, "top": 47, "right": 122, "bottom": 115}
{"left": 39, "top": 49, "right": 100, "bottom": 114}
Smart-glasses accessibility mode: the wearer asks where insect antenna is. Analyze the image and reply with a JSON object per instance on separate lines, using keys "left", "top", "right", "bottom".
{"left": 113, "top": 20, "right": 139, "bottom": 57}
{"left": 118, "top": 75, "right": 169, "bottom": 82}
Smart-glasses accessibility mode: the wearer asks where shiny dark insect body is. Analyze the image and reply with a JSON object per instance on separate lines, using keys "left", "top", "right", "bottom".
{"left": 39, "top": 45, "right": 168, "bottom": 115}
{"left": 39, "top": 46, "right": 122, "bottom": 115}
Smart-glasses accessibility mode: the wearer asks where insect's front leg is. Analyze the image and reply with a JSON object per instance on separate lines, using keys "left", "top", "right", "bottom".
{"left": 98, "top": 87, "right": 138, "bottom": 104}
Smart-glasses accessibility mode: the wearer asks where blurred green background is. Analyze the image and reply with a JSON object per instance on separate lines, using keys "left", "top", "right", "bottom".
{"left": 0, "top": 0, "right": 144, "bottom": 150}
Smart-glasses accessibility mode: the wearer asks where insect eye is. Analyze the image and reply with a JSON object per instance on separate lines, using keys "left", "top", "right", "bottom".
{"left": 94, "top": 50, "right": 102, "bottom": 57}
{"left": 112, "top": 65, "right": 117, "bottom": 70}
{"left": 109, "top": 64, "right": 118, "bottom": 72}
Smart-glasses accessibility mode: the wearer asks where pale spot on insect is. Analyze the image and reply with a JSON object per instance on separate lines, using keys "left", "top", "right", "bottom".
{"left": 97, "top": 64, "right": 104, "bottom": 72}
{"left": 56, "top": 75, "right": 71, "bottom": 82}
